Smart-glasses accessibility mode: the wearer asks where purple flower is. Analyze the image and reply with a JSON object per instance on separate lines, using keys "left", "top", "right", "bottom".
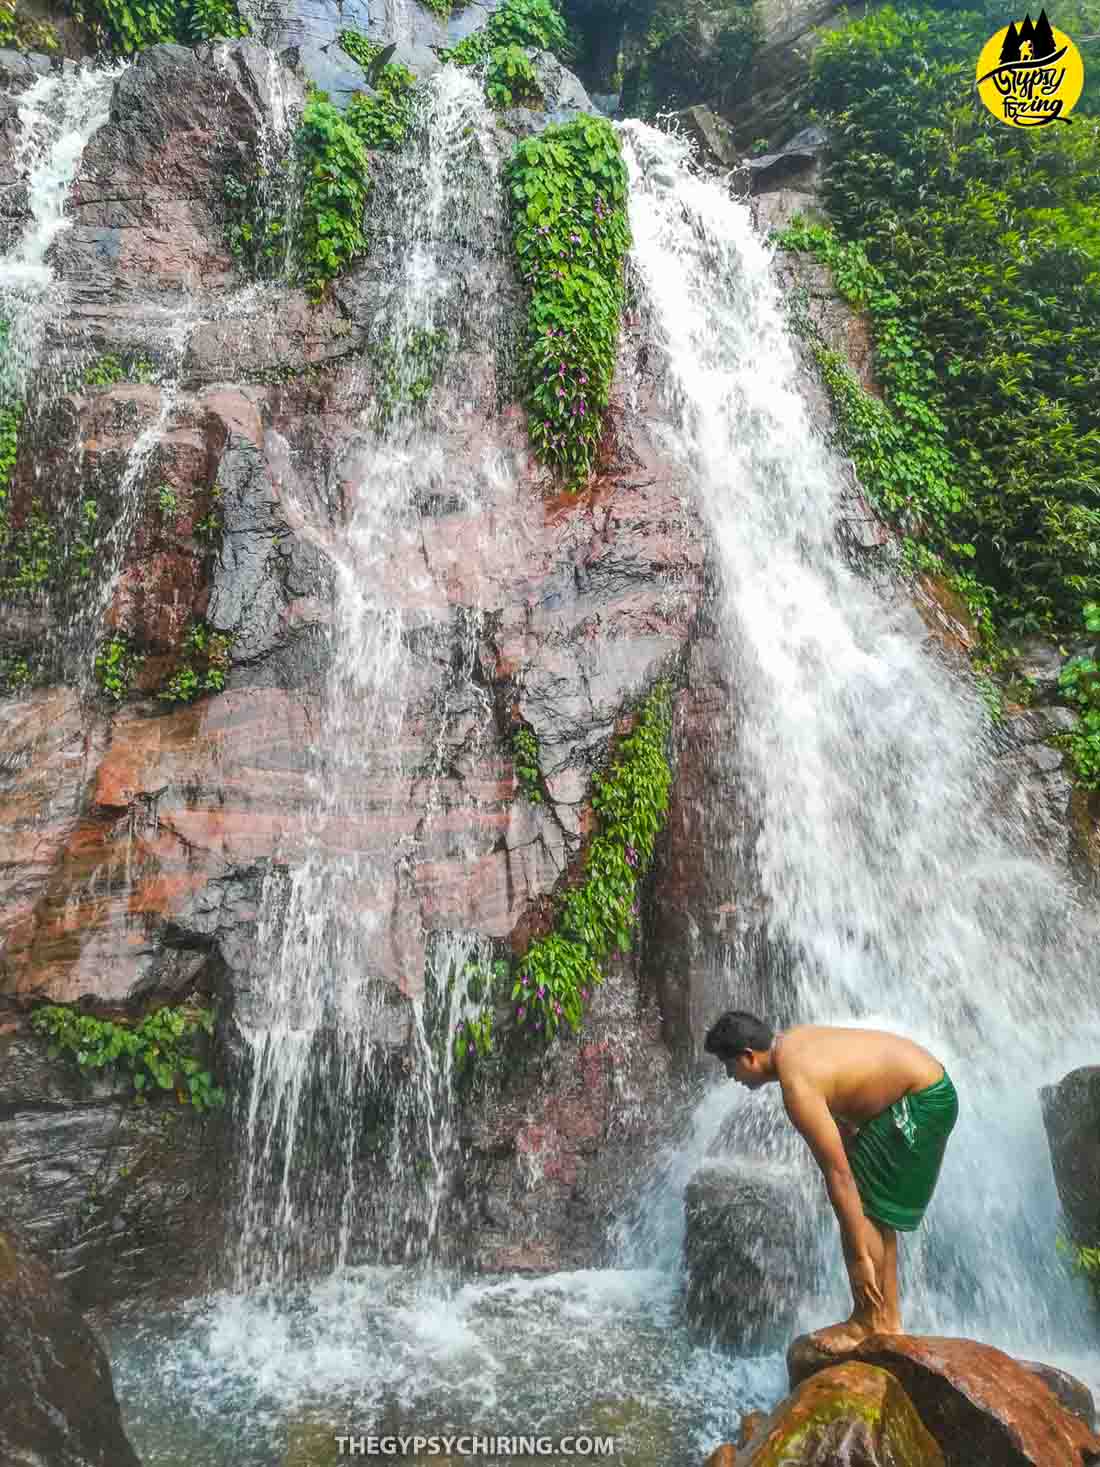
{"left": 579, "top": 374, "right": 588, "bottom": 385}
{"left": 580, "top": 987, "right": 589, "bottom": 999}
{"left": 554, "top": 1001, "right": 562, "bottom": 1015}
{"left": 521, "top": 974, "right": 529, "bottom": 986}
{"left": 632, "top": 900, "right": 640, "bottom": 916}
{"left": 456, "top": 1022, "right": 464, "bottom": 1033}
{"left": 557, "top": 387, "right": 565, "bottom": 398}
{"left": 537, "top": 984, "right": 546, "bottom": 998}
{"left": 517, "top": 1005, "right": 526, "bottom": 1020}
{"left": 625, "top": 844, "right": 638, "bottom": 868}
{"left": 467, "top": 1043, "right": 474, "bottom": 1055}
{"left": 558, "top": 363, "right": 565, "bottom": 375}
{"left": 570, "top": 233, "right": 580, "bottom": 243}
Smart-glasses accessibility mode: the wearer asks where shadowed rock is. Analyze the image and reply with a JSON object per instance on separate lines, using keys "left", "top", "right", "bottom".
{"left": 684, "top": 1162, "right": 803, "bottom": 1351}
{"left": 707, "top": 1362, "right": 944, "bottom": 1466}
{"left": 787, "top": 1332, "right": 1100, "bottom": 1467}
{"left": 1041, "top": 1066, "right": 1100, "bottom": 1249}
{"left": 0, "top": 1225, "right": 142, "bottom": 1467}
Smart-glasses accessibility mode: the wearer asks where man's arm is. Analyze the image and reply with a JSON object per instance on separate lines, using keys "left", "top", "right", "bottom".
{"left": 781, "top": 1079, "right": 885, "bottom": 1313}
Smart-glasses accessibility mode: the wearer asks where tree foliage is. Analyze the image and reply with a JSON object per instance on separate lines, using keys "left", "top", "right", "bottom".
{"left": 807, "top": 4, "right": 1100, "bottom": 633}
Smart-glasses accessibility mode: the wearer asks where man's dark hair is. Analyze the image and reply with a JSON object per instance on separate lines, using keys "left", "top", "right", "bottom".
{"left": 703, "top": 1010, "right": 774, "bottom": 1061}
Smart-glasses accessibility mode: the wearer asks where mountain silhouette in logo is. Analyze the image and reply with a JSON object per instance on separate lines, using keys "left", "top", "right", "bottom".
{"left": 1000, "top": 9, "right": 1059, "bottom": 62}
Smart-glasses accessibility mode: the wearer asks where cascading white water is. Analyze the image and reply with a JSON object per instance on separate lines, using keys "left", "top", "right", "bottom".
{"left": 234, "top": 66, "right": 507, "bottom": 1287}
{"left": 618, "top": 120, "right": 1100, "bottom": 1363}
{"left": 0, "top": 65, "right": 123, "bottom": 395}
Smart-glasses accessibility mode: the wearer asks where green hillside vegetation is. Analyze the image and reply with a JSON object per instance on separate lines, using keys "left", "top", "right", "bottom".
{"left": 799, "top": 3, "right": 1100, "bottom": 638}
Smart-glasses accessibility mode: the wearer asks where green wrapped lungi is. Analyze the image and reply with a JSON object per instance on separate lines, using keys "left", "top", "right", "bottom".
{"left": 848, "top": 1073, "right": 959, "bottom": 1232}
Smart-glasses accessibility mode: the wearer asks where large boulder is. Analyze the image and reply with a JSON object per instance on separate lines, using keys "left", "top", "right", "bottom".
{"left": 0, "top": 1226, "right": 142, "bottom": 1467}
{"left": 1041, "top": 1066, "right": 1100, "bottom": 1247}
{"left": 787, "top": 1332, "right": 1100, "bottom": 1467}
{"left": 683, "top": 1162, "right": 805, "bottom": 1351}
{"left": 718, "top": 1361, "right": 944, "bottom": 1466}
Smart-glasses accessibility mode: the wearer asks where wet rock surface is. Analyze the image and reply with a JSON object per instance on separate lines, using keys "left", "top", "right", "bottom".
{"left": 1041, "top": 1066, "right": 1100, "bottom": 1249}
{"left": 0, "top": 1224, "right": 143, "bottom": 1466}
{"left": 788, "top": 1332, "right": 1100, "bottom": 1467}
{"left": 683, "top": 1162, "right": 805, "bottom": 1351}
{"left": 730, "top": 1361, "right": 944, "bottom": 1467}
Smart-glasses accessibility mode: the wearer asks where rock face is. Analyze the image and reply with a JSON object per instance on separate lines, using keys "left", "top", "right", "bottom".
{"left": 1041, "top": 1067, "right": 1100, "bottom": 1248}
{"left": 788, "top": 1333, "right": 1100, "bottom": 1467}
{"left": 0, "top": 41, "right": 709, "bottom": 1293}
{"left": 0, "top": 1226, "right": 142, "bottom": 1467}
{"left": 683, "top": 1162, "right": 806, "bottom": 1350}
{"left": 732, "top": 1361, "right": 944, "bottom": 1466}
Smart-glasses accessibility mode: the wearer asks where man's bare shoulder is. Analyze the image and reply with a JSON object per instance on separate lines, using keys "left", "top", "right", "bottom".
{"left": 775, "top": 1024, "right": 945, "bottom": 1119}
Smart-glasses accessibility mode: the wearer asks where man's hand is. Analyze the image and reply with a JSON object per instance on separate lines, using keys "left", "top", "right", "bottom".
{"left": 849, "top": 1255, "right": 885, "bottom": 1316}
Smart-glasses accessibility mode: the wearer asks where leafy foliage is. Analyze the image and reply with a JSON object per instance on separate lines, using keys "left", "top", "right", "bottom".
{"left": 620, "top": 0, "right": 760, "bottom": 117}
{"left": 505, "top": 116, "right": 631, "bottom": 486}
{"left": 295, "top": 92, "right": 371, "bottom": 298}
{"left": 78, "top": 0, "right": 248, "bottom": 52}
{"left": 0, "top": 653, "right": 30, "bottom": 694}
{"left": 804, "top": 5, "right": 1100, "bottom": 634}
{"left": 370, "top": 327, "right": 450, "bottom": 427}
{"left": 94, "top": 633, "right": 143, "bottom": 702}
{"left": 83, "top": 353, "right": 155, "bottom": 387}
{"left": 512, "top": 725, "right": 544, "bottom": 802}
{"left": 30, "top": 1003, "right": 225, "bottom": 1110}
{"left": 0, "top": 0, "right": 60, "bottom": 51}
{"left": 453, "top": 682, "right": 673, "bottom": 1070}
{"left": 158, "top": 621, "right": 231, "bottom": 703}
{"left": 1054, "top": 605, "right": 1100, "bottom": 788}
{"left": 485, "top": 43, "right": 543, "bottom": 109}
{"left": 338, "top": 27, "right": 383, "bottom": 72}
{"left": 345, "top": 62, "right": 417, "bottom": 148}
{"left": 443, "top": 0, "right": 570, "bottom": 67}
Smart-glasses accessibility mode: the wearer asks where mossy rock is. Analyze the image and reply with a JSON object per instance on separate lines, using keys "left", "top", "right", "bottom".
{"left": 739, "top": 1362, "right": 944, "bottom": 1467}
{"left": 283, "top": 1417, "right": 345, "bottom": 1466}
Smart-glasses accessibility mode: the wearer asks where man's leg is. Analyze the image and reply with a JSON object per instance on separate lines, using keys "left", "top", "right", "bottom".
{"left": 815, "top": 1218, "right": 890, "bottom": 1347}
{"left": 879, "top": 1225, "right": 901, "bottom": 1333}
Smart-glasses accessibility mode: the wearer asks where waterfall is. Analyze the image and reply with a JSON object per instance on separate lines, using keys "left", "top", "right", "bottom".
{"left": 233, "top": 65, "right": 507, "bottom": 1288}
{"left": 617, "top": 120, "right": 1100, "bottom": 1357}
{"left": 0, "top": 65, "right": 122, "bottom": 395}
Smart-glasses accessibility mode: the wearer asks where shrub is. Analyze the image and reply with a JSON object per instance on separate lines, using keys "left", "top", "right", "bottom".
{"left": 505, "top": 116, "right": 631, "bottom": 486}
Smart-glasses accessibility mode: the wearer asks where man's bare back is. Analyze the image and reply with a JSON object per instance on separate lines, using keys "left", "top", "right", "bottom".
{"left": 703, "top": 1011, "right": 958, "bottom": 1344}
{"left": 774, "top": 1025, "right": 945, "bottom": 1130}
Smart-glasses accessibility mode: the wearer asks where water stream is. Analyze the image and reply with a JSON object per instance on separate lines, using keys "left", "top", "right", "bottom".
{"left": 9, "top": 60, "right": 1096, "bottom": 1467}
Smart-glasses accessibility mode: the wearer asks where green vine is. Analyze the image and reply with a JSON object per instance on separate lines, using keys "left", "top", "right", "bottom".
{"left": 158, "top": 621, "right": 231, "bottom": 704}
{"left": 0, "top": 0, "right": 60, "bottom": 51}
{"left": 345, "top": 63, "right": 417, "bottom": 149}
{"left": 296, "top": 92, "right": 371, "bottom": 298}
{"left": 370, "top": 327, "right": 449, "bottom": 426}
{"left": 78, "top": 0, "right": 247, "bottom": 53}
{"left": 0, "top": 653, "right": 30, "bottom": 694}
{"left": 1052, "top": 603, "right": 1100, "bottom": 790}
{"left": 442, "top": 0, "right": 569, "bottom": 67}
{"left": 30, "top": 1003, "right": 225, "bottom": 1110}
{"left": 512, "top": 726, "right": 544, "bottom": 803}
{"left": 94, "top": 633, "right": 143, "bottom": 702}
{"left": 453, "top": 681, "right": 673, "bottom": 1070}
{"left": 83, "top": 354, "right": 155, "bottom": 388}
{"left": 337, "top": 27, "right": 383, "bottom": 72}
{"left": 485, "top": 44, "right": 543, "bottom": 109}
{"left": 505, "top": 117, "right": 631, "bottom": 487}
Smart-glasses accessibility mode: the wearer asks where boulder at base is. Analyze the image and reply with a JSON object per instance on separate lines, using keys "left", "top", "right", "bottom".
{"left": 1041, "top": 1065, "right": 1100, "bottom": 1248}
{"left": 787, "top": 1332, "right": 1100, "bottom": 1467}
{"left": 0, "top": 1227, "right": 142, "bottom": 1467}
{"left": 706, "top": 1361, "right": 944, "bottom": 1466}
{"left": 684, "top": 1162, "right": 804, "bottom": 1351}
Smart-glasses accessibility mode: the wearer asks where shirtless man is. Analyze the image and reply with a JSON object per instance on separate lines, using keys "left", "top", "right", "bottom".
{"left": 703, "top": 1011, "right": 959, "bottom": 1346}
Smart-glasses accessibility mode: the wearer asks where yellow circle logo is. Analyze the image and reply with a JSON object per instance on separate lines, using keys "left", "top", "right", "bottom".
{"left": 976, "top": 9, "right": 1084, "bottom": 126}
